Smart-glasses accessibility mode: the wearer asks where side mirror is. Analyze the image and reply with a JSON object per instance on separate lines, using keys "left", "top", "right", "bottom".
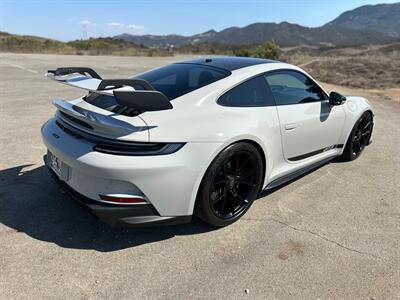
{"left": 329, "top": 91, "right": 346, "bottom": 106}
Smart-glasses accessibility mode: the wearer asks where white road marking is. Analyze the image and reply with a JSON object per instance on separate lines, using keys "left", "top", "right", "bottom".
{"left": 1, "top": 61, "right": 39, "bottom": 74}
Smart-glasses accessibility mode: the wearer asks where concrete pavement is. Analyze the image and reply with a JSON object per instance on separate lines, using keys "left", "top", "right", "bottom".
{"left": 0, "top": 53, "right": 399, "bottom": 299}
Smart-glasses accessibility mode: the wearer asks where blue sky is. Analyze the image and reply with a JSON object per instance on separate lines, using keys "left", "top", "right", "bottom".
{"left": 0, "top": 0, "right": 398, "bottom": 41}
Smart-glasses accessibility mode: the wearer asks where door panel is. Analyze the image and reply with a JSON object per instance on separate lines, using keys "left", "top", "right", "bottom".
{"left": 264, "top": 70, "right": 346, "bottom": 162}
{"left": 276, "top": 100, "right": 345, "bottom": 161}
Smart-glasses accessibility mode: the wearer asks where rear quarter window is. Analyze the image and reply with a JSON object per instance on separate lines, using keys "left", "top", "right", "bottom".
{"left": 218, "top": 76, "right": 275, "bottom": 107}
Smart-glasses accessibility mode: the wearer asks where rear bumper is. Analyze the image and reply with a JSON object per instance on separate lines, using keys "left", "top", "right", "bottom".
{"left": 41, "top": 117, "right": 223, "bottom": 225}
{"left": 47, "top": 164, "right": 191, "bottom": 227}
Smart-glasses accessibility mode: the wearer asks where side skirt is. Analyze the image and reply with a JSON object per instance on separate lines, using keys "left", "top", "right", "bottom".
{"left": 264, "top": 156, "right": 335, "bottom": 191}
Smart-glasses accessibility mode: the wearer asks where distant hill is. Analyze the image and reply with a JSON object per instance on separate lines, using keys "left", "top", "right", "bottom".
{"left": 327, "top": 2, "right": 400, "bottom": 38}
{"left": 0, "top": 32, "right": 171, "bottom": 56}
{"left": 198, "top": 22, "right": 390, "bottom": 46}
{"left": 117, "top": 2, "right": 400, "bottom": 47}
{"left": 0, "top": 31, "right": 69, "bottom": 53}
{"left": 116, "top": 22, "right": 390, "bottom": 48}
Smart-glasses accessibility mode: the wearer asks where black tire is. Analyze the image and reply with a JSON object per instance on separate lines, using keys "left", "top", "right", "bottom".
{"left": 341, "top": 112, "right": 373, "bottom": 161}
{"left": 195, "top": 142, "right": 263, "bottom": 227}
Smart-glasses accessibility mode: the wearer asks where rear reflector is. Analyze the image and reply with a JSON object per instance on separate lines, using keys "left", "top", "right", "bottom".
{"left": 99, "top": 194, "right": 147, "bottom": 204}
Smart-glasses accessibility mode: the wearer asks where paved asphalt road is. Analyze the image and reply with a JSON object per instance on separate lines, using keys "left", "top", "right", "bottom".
{"left": 0, "top": 53, "right": 399, "bottom": 299}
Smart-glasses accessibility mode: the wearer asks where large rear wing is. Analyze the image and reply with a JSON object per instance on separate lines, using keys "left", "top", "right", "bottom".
{"left": 46, "top": 67, "right": 172, "bottom": 112}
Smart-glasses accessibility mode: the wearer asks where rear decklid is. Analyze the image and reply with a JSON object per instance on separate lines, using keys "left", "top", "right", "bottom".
{"left": 46, "top": 67, "right": 172, "bottom": 142}
{"left": 52, "top": 99, "right": 150, "bottom": 141}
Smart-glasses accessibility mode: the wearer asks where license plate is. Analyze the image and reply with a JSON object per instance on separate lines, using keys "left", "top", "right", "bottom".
{"left": 49, "top": 152, "right": 62, "bottom": 177}
{"left": 48, "top": 151, "right": 70, "bottom": 181}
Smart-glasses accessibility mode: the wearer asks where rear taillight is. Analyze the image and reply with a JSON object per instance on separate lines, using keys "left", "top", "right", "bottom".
{"left": 99, "top": 194, "right": 147, "bottom": 204}
{"left": 93, "top": 142, "right": 185, "bottom": 156}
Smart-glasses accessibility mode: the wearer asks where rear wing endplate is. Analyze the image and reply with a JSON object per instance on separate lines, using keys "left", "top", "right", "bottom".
{"left": 46, "top": 67, "right": 172, "bottom": 112}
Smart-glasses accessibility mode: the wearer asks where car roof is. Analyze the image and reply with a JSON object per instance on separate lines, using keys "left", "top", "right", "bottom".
{"left": 176, "top": 56, "right": 278, "bottom": 71}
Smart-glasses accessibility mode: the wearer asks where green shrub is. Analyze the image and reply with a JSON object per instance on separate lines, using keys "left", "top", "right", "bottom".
{"left": 251, "top": 40, "right": 281, "bottom": 59}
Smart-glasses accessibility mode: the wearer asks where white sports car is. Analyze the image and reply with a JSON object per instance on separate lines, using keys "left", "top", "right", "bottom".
{"left": 41, "top": 57, "right": 374, "bottom": 227}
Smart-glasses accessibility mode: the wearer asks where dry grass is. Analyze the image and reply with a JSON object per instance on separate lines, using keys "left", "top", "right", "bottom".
{"left": 304, "top": 55, "right": 400, "bottom": 89}
{"left": 282, "top": 43, "right": 400, "bottom": 89}
{"left": 0, "top": 32, "right": 173, "bottom": 57}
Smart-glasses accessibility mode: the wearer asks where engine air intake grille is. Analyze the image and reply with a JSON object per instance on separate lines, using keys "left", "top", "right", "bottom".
{"left": 56, "top": 120, "right": 82, "bottom": 139}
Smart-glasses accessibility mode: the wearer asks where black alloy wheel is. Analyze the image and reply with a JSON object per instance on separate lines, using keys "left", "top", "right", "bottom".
{"left": 196, "top": 142, "right": 263, "bottom": 227}
{"left": 351, "top": 115, "right": 372, "bottom": 156}
{"left": 342, "top": 112, "right": 373, "bottom": 161}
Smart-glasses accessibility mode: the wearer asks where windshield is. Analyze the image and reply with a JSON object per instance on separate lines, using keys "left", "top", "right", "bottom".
{"left": 134, "top": 63, "right": 231, "bottom": 100}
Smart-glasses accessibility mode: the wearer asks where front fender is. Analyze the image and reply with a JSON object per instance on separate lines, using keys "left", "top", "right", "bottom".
{"left": 340, "top": 96, "right": 374, "bottom": 148}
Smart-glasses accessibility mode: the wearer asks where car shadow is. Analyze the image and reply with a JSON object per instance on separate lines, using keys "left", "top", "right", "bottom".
{"left": 0, "top": 164, "right": 215, "bottom": 252}
{"left": 0, "top": 158, "right": 345, "bottom": 252}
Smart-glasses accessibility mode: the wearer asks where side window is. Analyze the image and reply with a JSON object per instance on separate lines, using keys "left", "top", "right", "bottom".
{"left": 218, "top": 76, "right": 275, "bottom": 107}
{"left": 264, "top": 71, "right": 327, "bottom": 105}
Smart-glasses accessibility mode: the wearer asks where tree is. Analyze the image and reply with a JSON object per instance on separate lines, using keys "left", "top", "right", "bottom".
{"left": 252, "top": 40, "right": 281, "bottom": 60}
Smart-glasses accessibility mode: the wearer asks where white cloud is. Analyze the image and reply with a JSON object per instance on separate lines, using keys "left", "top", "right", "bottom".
{"left": 105, "top": 22, "right": 145, "bottom": 32}
{"left": 107, "top": 22, "right": 124, "bottom": 28}
{"left": 80, "top": 20, "right": 96, "bottom": 26}
{"left": 126, "top": 24, "right": 145, "bottom": 30}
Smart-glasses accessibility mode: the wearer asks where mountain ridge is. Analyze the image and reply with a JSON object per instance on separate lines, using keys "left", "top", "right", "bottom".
{"left": 116, "top": 3, "right": 400, "bottom": 47}
{"left": 327, "top": 2, "right": 400, "bottom": 37}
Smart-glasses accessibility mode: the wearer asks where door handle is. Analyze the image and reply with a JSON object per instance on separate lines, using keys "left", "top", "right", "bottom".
{"left": 285, "top": 123, "right": 298, "bottom": 130}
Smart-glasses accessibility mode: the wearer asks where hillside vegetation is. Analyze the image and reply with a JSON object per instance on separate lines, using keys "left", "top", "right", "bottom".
{"left": 175, "top": 40, "right": 281, "bottom": 59}
{"left": 283, "top": 43, "right": 400, "bottom": 89}
{"left": 0, "top": 31, "right": 69, "bottom": 53}
{"left": 0, "top": 32, "right": 172, "bottom": 56}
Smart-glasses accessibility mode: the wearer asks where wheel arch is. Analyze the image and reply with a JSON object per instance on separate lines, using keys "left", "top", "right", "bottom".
{"left": 340, "top": 96, "right": 374, "bottom": 148}
{"left": 238, "top": 139, "right": 267, "bottom": 190}
{"left": 364, "top": 109, "right": 374, "bottom": 119}
{"left": 340, "top": 107, "right": 374, "bottom": 155}
{"left": 190, "top": 138, "right": 268, "bottom": 216}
